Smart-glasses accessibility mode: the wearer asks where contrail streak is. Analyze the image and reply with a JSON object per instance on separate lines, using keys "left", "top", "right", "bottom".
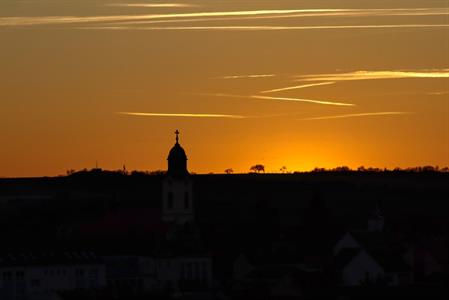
{"left": 302, "top": 112, "right": 412, "bottom": 120}
{"left": 1, "top": 8, "right": 448, "bottom": 26}
{"left": 83, "top": 24, "right": 449, "bottom": 31}
{"left": 118, "top": 111, "right": 298, "bottom": 119}
{"left": 117, "top": 112, "right": 247, "bottom": 118}
{"left": 252, "top": 95, "right": 355, "bottom": 106}
{"left": 428, "top": 91, "right": 449, "bottom": 95}
{"left": 296, "top": 70, "right": 449, "bottom": 81}
{"left": 204, "top": 93, "right": 355, "bottom": 107}
{"left": 108, "top": 3, "right": 195, "bottom": 8}
{"left": 0, "top": 9, "right": 348, "bottom": 26}
{"left": 118, "top": 8, "right": 449, "bottom": 25}
{"left": 260, "top": 82, "right": 335, "bottom": 94}
{"left": 217, "top": 74, "right": 276, "bottom": 79}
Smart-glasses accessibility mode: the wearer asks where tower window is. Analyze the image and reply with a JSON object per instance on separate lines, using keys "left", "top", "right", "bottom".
{"left": 184, "top": 192, "right": 190, "bottom": 209}
{"left": 168, "top": 192, "right": 174, "bottom": 210}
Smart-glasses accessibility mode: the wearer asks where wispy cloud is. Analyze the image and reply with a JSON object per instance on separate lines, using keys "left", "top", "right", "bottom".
{"left": 260, "top": 82, "right": 335, "bottom": 94}
{"left": 296, "top": 70, "right": 449, "bottom": 82}
{"left": 217, "top": 74, "right": 276, "bottom": 79}
{"left": 257, "top": 69, "right": 449, "bottom": 95}
{"left": 2, "top": 7, "right": 448, "bottom": 27}
{"left": 0, "top": 9, "right": 347, "bottom": 26}
{"left": 252, "top": 95, "right": 355, "bottom": 106}
{"left": 82, "top": 24, "right": 449, "bottom": 31}
{"left": 117, "top": 112, "right": 247, "bottom": 119}
{"left": 427, "top": 91, "right": 449, "bottom": 95}
{"left": 107, "top": 3, "right": 196, "bottom": 8}
{"left": 302, "top": 112, "right": 412, "bottom": 120}
{"left": 204, "top": 93, "right": 355, "bottom": 107}
{"left": 118, "top": 8, "right": 449, "bottom": 26}
{"left": 118, "top": 111, "right": 300, "bottom": 119}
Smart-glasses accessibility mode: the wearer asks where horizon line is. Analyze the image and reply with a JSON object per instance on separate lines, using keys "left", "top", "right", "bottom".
{"left": 2, "top": 165, "right": 448, "bottom": 179}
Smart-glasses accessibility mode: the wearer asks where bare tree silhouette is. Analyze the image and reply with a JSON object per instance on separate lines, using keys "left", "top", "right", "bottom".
{"left": 250, "top": 164, "right": 265, "bottom": 173}
{"left": 224, "top": 168, "right": 234, "bottom": 174}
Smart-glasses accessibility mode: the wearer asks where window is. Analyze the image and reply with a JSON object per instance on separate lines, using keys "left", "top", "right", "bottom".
{"left": 31, "top": 279, "right": 41, "bottom": 288}
{"left": 184, "top": 192, "right": 190, "bottom": 209}
{"left": 180, "top": 262, "right": 185, "bottom": 279}
{"left": 76, "top": 269, "right": 85, "bottom": 277}
{"left": 89, "top": 269, "right": 98, "bottom": 278}
{"left": 193, "top": 262, "right": 199, "bottom": 280}
{"left": 3, "top": 271, "right": 12, "bottom": 281}
{"left": 89, "top": 269, "right": 99, "bottom": 287}
{"left": 167, "top": 192, "right": 174, "bottom": 210}
{"left": 186, "top": 262, "right": 192, "bottom": 279}
{"left": 202, "top": 262, "right": 209, "bottom": 280}
{"left": 16, "top": 271, "right": 25, "bottom": 280}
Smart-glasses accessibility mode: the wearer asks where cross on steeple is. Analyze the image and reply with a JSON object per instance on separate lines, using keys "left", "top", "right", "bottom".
{"left": 175, "top": 129, "right": 180, "bottom": 143}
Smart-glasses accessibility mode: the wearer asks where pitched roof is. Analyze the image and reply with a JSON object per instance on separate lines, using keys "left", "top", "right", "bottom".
{"left": 334, "top": 246, "right": 409, "bottom": 273}
{"left": 335, "top": 248, "right": 361, "bottom": 269}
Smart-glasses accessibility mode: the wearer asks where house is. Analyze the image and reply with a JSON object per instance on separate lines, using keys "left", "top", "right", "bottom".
{"left": 333, "top": 231, "right": 410, "bottom": 286}
{"left": 403, "top": 238, "right": 448, "bottom": 282}
{"left": 0, "top": 252, "right": 106, "bottom": 300}
{"left": 104, "top": 255, "right": 213, "bottom": 293}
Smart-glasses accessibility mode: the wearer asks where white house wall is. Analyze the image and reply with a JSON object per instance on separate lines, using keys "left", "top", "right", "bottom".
{"left": 341, "top": 250, "right": 385, "bottom": 286}
{"left": 0, "top": 264, "right": 106, "bottom": 300}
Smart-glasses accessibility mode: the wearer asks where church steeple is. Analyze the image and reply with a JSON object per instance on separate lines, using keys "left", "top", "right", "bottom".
{"left": 167, "top": 129, "right": 188, "bottom": 178}
{"left": 163, "top": 130, "right": 194, "bottom": 224}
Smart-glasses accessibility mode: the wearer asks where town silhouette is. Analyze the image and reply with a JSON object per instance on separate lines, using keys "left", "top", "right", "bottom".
{"left": 0, "top": 131, "right": 448, "bottom": 300}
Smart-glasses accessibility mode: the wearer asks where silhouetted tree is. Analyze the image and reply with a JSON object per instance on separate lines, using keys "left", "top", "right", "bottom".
{"left": 149, "top": 170, "right": 166, "bottom": 175}
{"left": 130, "top": 170, "right": 147, "bottom": 176}
{"left": 280, "top": 166, "right": 288, "bottom": 173}
{"left": 250, "top": 164, "right": 265, "bottom": 173}
{"left": 333, "top": 166, "right": 351, "bottom": 172}
{"left": 224, "top": 168, "right": 234, "bottom": 174}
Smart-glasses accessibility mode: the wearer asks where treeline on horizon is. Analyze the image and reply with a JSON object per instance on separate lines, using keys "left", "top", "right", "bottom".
{"left": 63, "top": 164, "right": 449, "bottom": 177}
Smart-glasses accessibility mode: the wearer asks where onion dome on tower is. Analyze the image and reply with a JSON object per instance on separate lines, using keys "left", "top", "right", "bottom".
{"left": 167, "top": 130, "right": 189, "bottom": 178}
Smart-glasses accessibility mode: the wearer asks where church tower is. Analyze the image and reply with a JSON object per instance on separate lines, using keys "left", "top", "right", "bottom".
{"left": 367, "top": 201, "right": 385, "bottom": 232}
{"left": 162, "top": 130, "right": 194, "bottom": 224}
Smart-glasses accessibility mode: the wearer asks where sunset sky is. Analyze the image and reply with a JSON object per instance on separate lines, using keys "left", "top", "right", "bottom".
{"left": 1, "top": 0, "right": 448, "bottom": 177}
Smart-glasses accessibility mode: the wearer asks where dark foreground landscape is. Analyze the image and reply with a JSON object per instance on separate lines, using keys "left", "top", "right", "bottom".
{"left": 1, "top": 168, "right": 448, "bottom": 299}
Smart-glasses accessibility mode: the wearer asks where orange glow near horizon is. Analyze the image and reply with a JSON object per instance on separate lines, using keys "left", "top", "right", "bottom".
{"left": 0, "top": 0, "right": 448, "bottom": 177}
